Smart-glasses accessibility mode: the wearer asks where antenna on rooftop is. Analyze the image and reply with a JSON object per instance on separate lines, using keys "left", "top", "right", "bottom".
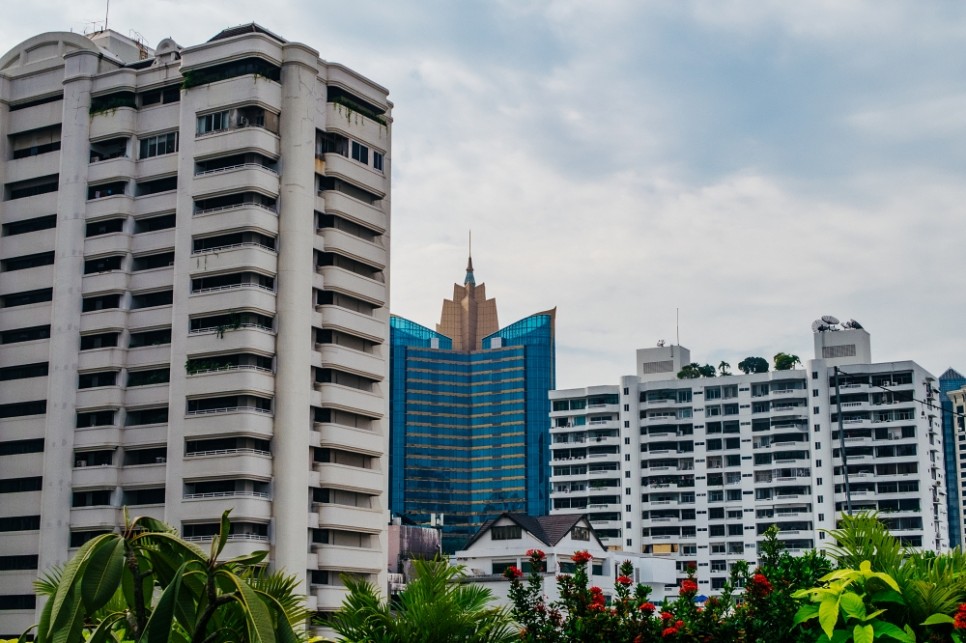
{"left": 676, "top": 308, "right": 680, "bottom": 346}
{"left": 104, "top": 0, "right": 110, "bottom": 32}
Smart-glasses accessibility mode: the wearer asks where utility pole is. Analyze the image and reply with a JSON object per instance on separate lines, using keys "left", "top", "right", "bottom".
{"left": 834, "top": 366, "right": 852, "bottom": 515}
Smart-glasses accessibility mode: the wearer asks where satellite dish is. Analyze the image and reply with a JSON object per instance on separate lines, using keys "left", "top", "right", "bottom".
{"left": 848, "top": 319, "right": 863, "bottom": 330}
{"left": 657, "top": 339, "right": 666, "bottom": 347}
{"left": 821, "top": 315, "right": 840, "bottom": 325}
{"left": 811, "top": 320, "right": 824, "bottom": 332}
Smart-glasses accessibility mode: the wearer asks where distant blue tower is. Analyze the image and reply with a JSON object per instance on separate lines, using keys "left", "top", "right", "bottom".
{"left": 389, "top": 255, "right": 555, "bottom": 552}
{"left": 940, "top": 368, "right": 966, "bottom": 548}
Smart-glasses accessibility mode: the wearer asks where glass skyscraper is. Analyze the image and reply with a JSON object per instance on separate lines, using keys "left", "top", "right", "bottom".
{"left": 390, "top": 257, "right": 555, "bottom": 552}
{"left": 940, "top": 368, "right": 966, "bottom": 547}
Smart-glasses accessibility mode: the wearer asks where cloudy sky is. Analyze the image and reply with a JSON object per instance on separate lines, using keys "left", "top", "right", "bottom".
{"left": 4, "top": 1, "right": 965, "bottom": 388}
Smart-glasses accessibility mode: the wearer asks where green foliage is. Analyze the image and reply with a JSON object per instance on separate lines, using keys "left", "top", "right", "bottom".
{"left": 329, "top": 558, "right": 515, "bottom": 642}
{"left": 331, "top": 95, "right": 388, "bottom": 126}
{"left": 89, "top": 93, "right": 136, "bottom": 115}
{"left": 738, "top": 356, "right": 770, "bottom": 374}
{"left": 25, "top": 509, "right": 308, "bottom": 643}
{"left": 677, "top": 363, "right": 717, "bottom": 379}
{"left": 774, "top": 352, "right": 802, "bottom": 371}
{"left": 718, "top": 360, "right": 732, "bottom": 376}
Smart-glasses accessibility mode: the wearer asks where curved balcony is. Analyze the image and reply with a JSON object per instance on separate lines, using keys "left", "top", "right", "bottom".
{"left": 188, "top": 71, "right": 282, "bottom": 109}
{"left": 187, "top": 285, "right": 276, "bottom": 316}
{"left": 128, "top": 266, "right": 174, "bottom": 292}
{"left": 70, "top": 506, "right": 122, "bottom": 530}
{"left": 124, "top": 383, "right": 170, "bottom": 408}
{"left": 119, "top": 463, "right": 167, "bottom": 486}
{"left": 323, "top": 154, "right": 386, "bottom": 198}
{"left": 316, "top": 191, "right": 386, "bottom": 234}
{"left": 316, "top": 265, "right": 385, "bottom": 306}
{"left": 183, "top": 407, "right": 274, "bottom": 439}
{"left": 180, "top": 493, "right": 272, "bottom": 523}
{"left": 81, "top": 270, "right": 127, "bottom": 294}
{"left": 89, "top": 107, "right": 136, "bottom": 139}
{"left": 191, "top": 203, "right": 278, "bottom": 238}
{"left": 313, "top": 423, "right": 383, "bottom": 457}
{"left": 7, "top": 99, "right": 62, "bottom": 134}
{"left": 185, "top": 367, "right": 275, "bottom": 397}
{"left": 183, "top": 450, "right": 273, "bottom": 480}
{"left": 85, "top": 232, "right": 132, "bottom": 257}
{"left": 76, "top": 386, "right": 124, "bottom": 409}
{"left": 4, "top": 151, "right": 61, "bottom": 184}
{"left": 312, "top": 504, "right": 384, "bottom": 533}
{"left": 186, "top": 325, "right": 275, "bottom": 355}
{"left": 133, "top": 192, "right": 177, "bottom": 217}
{"left": 87, "top": 156, "right": 135, "bottom": 184}
{"left": 77, "top": 347, "right": 126, "bottom": 371}
{"left": 312, "top": 586, "right": 349, "bottom": 611}
{"left": 3, "top": 191, "right": 58, "bottom": 222}
{"left": 315, "top": 462, "right": 382, "bottom": 496}
{"left": 132, "top": 229, "right": 176, "bottom": 255}
{"left": 126, "top": 345, "right": 172, "bottom": 369}
{"left": 192, "top": 164, "right": 279, "bottom": 199}
{"left": 320, "top": 228, "right": 386, "bottom": 270}
{"left": 193, "top": 127, "right": 280, "bottom": 161}
{"left": 86, "top": 194, "right": 134, "bottom": 219}
{"left": 325, "top": 102, "right": 388, "bottom": 149}
{"left": 73, "top": 427, "right": 122, "bottom": 450}
{"left": 136, "top": 152, "right": 179, "bottom": 180}
{"left": 314, "top": 545, "right": 383, "bottom": 573}
{"left": 312, "top": 383, "right": 384, "bottom": 418}
{"left": 73, "top": 465, "right": 120, "bottom": 488}
{"left": 127, "top": 306, "right": 174, "bottom": 329}
{"left": 189, "top": 244, "right": 277, "bottom": 276}
{"left": 314, "top": 305, "right": 384, "bottom": 343}
{"left": 315, "top": 344, "right": 384, "bottom": 381}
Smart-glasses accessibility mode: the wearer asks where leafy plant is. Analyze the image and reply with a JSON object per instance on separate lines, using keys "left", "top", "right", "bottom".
{"left": 738, "top": 356, "right": 769, "bottom": 374}
{"left": 25, "top": 509, "right": 308, "bottom": 643}
{"left": 774, "top": 352, "right": 802, "bottom": 371}
{"left": 677, "top": 363, "right": 717, "bottom": 379}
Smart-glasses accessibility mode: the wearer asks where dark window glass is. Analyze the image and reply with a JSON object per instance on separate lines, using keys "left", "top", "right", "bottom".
{"left": 2, "top": 251, "right": 54, "bottom": 272}
{"left": 85, "top": 218, "right": 125, "bottom": 237}
{"left": 134, "top": 214, "right": 176, "bottom": 233}
{"left": 0, "top": 401, "right": 46, "bottom": 418}
{"left": 0, "top": 477, "right": 41, "bottom": 493}
{"left": 132, "top": 252, "right": 174, "bottom": 271}
{"left": 0, "top": 439, "right": 44, "bottom": 456}
{"left": 76, "top": 410, "right": 115, "bottom": 427}
{"left": 127, "top": 369, "right": 170, "bottom": 387}
{"left": 0, "top": 362, "right": 48, "bottom": 381}
{"left": 84, "top": 255, "right": 123, "bottom": 273}
{"left": 80, "top": 332, "right": 120, "bottom": 350}
{"left": 3, "top": 214, "right": 56, "bottom": 236}
{"left": 81, "top": 294, "right": 121, "bottom": 312}
{"left": 129, "top": 328, "right": 171, "bottom": 347}
{"left": 126, "top": 407, "right": 168, "bottom": 426}
{"left": 2, "top": 288, "right": 53, "bottom": 308}
{"left": 78, "top": 371, "right": 118, "bottom": 389}
{"left": 0, "top": 515, "right": 40, "bottom": 532}
{"left": 1, "top": 325, "right": 50, "bottom": 344}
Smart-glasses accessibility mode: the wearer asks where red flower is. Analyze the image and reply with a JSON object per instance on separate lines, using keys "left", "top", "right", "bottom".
{"left": 572, "top": 550, "right": 593, "bottom": 564}
{"left": 590, "top": 585, "right": 603, "bottom": 595}
{"left": 503, "top": 566, "right": 523, "bottom": 579}
{"left": 675, "top": 620, "right": 684, "bottom": 628}
{"left": 526, "top": 548, "right": 546, "bottom": 560}
{"left": 955, "top": 603, "right": 966, "bottom": 629}
{"left": 662, "top": 626, "right": 678, "bottom": 637}
{"left": 616, "top": 575, "right": 633, "bottom": 586}
{"left": 748, "top": 573, "right": 773, "bottom": 597}
{"left": 661, "top": 611, "right": 674, "bottom": 621}
{"left": 680, "top": 579, "right": 698, "bottom": 595}
{"left": 639, "top": 601, "right": 656, "bottom": 614}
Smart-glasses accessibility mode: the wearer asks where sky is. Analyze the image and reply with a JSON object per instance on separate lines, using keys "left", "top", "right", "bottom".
{"left": 3, "top": 1, "right": 965, "bottom": 389}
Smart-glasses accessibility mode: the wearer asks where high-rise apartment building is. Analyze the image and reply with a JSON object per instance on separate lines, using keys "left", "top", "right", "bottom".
{"left": 390, "top": 258, "right": 555, "bottom": 552}
{"left": 940, "top": 368, "right": 966, "bottom": 548}
{"left": 550, "top": 320, "right": 947, "bottom": 592}
{"left": 0, "top": 25, "right": 390, "bottom": 633}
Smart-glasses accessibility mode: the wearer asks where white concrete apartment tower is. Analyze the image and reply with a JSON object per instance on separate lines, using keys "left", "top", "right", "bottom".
{"left": 0, "top": 25, "right": 391, "bottom": 634}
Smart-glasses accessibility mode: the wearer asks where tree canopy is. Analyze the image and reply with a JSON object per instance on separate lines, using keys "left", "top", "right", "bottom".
{"left": 737, "top": 356, "right": 769, "bottom": 374}
{"left": 677, "top": 363, "right": 717, "bottom": 379}
{"left": 773, "top": 352, "right": 802, "bottom": 371}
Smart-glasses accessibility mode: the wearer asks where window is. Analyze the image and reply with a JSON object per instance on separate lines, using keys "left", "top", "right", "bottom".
{"left": 0, "top": 477, "right": 41, "bottom": 493}
{"left": 373, "top": 151, "right": 384, "bottom": 171}
{"left": 571, "top": 526, "right": 590, "bottom": 541}
{"left": 0, "top": 554, "right": 38, "bottom": 570}
{"left": 0, "top": 362, "right": 48, "bottom": 381}
{"left": 129, "top": 328, "right": 171, "bottom": 347}
{"left": 134, "top": 213, "right": 176, "bottom": 233}
{"left": 76, "top": 410, "right": 115, "bottom": 428}
{"left": 82, "top": 294, "right": 121, "bottom": 312}
{"left": 126, "top": 407, "right": 168, "bottom": 426}
{"left": 491, "top": 525, "right": 522, "bottom": 540}
{"left": 351, "top": 141, "right": 369, "bottom": 164}
{"left": 132, "top": 252, "right": 174, "bottom": 271}
{"left": 84, "top": 255, "right": 123, "bottom": 273}
{"left": 3, "top": 214, "right": 56, "bottom": 236}
{"left": 86, "top": 218, "right": 125, "bottom": 237}
{"left": 78, "top": 371, "right": 118, "bottom": 389}
{"left": 131, "top": 290, "right": 173, "bottom": 309}
{"left": 2, "top": 251, "right": 54, "bottom": 272}
{"left": 0, "top": 439, "right": 44, "bottom": 455}
{"left": 80, "top": 332, "right": 119, "bottom": 350}
{"left": 73, "top": 490, "right": 112, "bottom": 507}
{"left": 139, "top": 132, "right": 178, "bottom": 159}
{"left": 197, "top": 111, "right": 229, "bottom": 136}
{"left": 0, "top": 401, "right": 46, "bottom": 418}
{"left": 127, "top": 368, "right": 170, "bottom": 387}
{"left": 1, "top": 325, "right": 50, "bottom": 344}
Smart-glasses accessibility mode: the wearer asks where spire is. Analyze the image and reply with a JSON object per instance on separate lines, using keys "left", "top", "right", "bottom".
{"left": 464, "top": 230, "right": 475, "bottom": 286}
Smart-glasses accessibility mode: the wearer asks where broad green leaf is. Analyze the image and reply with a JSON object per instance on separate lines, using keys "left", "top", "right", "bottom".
{"left": 226, "top": 550, "right": 269, "bottom": 568}
{"left": 141, "top": 561, "right": 189, "bottom": 643}
{"left": 221, "top": 570, "right": 275, "bottom": 643}
{"left": 853, "top": 623, "right": 873, "bottom": 643}
{"left": 793, "top": 603, "right": 820, "bottom": 625}
{"left": 869, "top": 620, "right": 915, "bottom": 643}
{"left": 922, "top": 613, "right": 956, "bottom": 626}
{"left": 82, "top": 537, "right": 126, "bottom": 612}
{"left": 869, "top": 571, "right": 900, "bottom": 592}
{"left": 868, "top": 589, "right": 905, "bottom": 605}
{"left": 215, "top": 509, "right": 232, "bottom": 559}
{"left": 48, "top": 533, "right": 113, "bottom": 630}
{"left": 86, "top": 612, "right": 126, "bottom": 643}
{"left": 840, "top": 592, "right": 866, "bottom": 620}
{"left": 819, "top": 596, "right": 840, "bottom": 639}
{"left": 51, "top": 586, "right": 85, "bottom": 643}
{"left": 254, "top": 589, "right": 301, "bottom": 643}
{"left": 863, "top": 608, "right": 886, "bottom": 621}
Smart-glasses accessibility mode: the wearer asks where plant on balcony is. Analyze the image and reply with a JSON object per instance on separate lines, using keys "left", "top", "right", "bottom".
{"left": 330, "top": 95, "right": 388, "bottom": 126}
{"left": 25, "top": 510, "right": 308, "bottom": 643}
{"left": 329, "top": 557, "right": 515, "bottom": 642}
{"left": 89, "top": 93, "right": 137, "bottom": 115}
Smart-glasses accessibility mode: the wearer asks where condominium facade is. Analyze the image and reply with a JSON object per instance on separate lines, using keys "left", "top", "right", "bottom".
{"left": 0, "top": 25, "right": 390, "bottom": 633}
{"left": 390, "top": 258, "right": 555, "bottom": 552}
{"left": 549, "top": 321, "right": 947, "bottom": 593}
{"left": 940, "top": 368, "right": 966, "bottom": 548}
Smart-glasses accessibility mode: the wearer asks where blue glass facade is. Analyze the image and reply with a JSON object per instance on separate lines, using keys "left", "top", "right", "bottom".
{"left": 940, "top": 368, "right": 966, "bottom": 548}
{"left": 390, "top": 312, "right": 555, "bottom": 552}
